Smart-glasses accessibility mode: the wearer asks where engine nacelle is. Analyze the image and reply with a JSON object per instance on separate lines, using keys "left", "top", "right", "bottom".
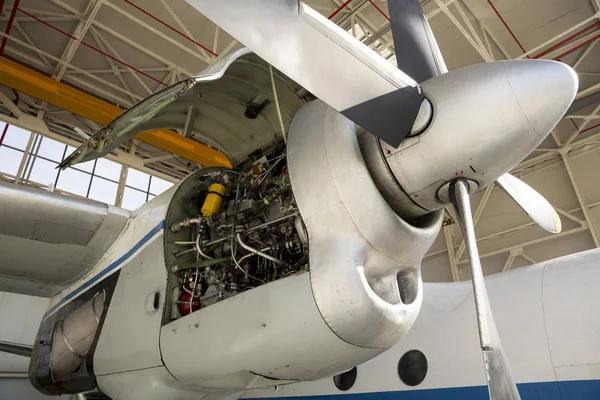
{"left": 30, "top": 49, "right": 443, "bottom": 399}
{"left": 157, "top": 100, "right": 441, "bottom": 390}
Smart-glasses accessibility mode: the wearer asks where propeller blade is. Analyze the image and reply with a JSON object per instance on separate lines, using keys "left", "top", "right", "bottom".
{"left": 450, "top": 180, "right": 521, "bottom": 400}
{"left": 388, "top": 0, "right": 447, "bottom": 82}
{"left": 186, "top": 0, "right": 428, "bottom": 147}
{"left": 496, "top": 173, "right": 561, "bottom": 234}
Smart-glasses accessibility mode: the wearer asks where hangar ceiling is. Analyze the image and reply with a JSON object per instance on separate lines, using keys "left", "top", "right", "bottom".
{"left": 0, "top": 0, "right": 599, "bottom": 282}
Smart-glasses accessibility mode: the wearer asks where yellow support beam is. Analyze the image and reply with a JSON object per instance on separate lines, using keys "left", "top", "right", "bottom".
{"left": 0, "top": 57, "right": 232, "bottom": 168}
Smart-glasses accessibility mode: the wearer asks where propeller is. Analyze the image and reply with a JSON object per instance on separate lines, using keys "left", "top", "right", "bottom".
{"left": 450, "top": 180, "right": 521, "bottom": 399}
{"left": 187, "top": 0, "right": 431, "bottom": 147}
{"left": 181, "top": 1, "right": 575, "bottom": 398}
{"left": 53, "top": 0, "right": 572, "bottom": 397}
{"left": 496, "top": 173, "right": 561, "bottom": 234}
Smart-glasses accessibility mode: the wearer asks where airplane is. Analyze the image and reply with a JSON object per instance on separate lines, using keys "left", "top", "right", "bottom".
{"left": 0, "top": 0, "right": 587, "bottom": 399}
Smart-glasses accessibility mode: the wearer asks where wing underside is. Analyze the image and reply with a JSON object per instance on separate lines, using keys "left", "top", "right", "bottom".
{"left": 0, "top": 181, "right": 130, "bottom": 297}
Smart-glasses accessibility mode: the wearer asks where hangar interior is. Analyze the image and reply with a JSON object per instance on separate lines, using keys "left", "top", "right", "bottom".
{"left": 0, "top": 0, "right": 599, "bottom": 395}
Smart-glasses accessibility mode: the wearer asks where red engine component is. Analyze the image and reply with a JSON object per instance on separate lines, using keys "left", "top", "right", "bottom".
{"left": 178, "top": 292, "right": 201, "bottom": 316}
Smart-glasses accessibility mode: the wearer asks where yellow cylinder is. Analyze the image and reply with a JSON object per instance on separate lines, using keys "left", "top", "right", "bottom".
{"left": 202, "top": 184, "right": 226, "bottom": 217}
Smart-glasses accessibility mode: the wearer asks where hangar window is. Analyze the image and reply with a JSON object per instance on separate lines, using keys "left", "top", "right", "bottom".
{"left": 0, "top": 125, "right": 173, "bottom": 210}
{"left": 397, "top": 350, "right": 427, "bottom": 386}
{"left": 333, "top": 367, "right": 357, "bottom": 391}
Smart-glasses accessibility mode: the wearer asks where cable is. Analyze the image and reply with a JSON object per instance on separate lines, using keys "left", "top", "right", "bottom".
{"left": 256, "top": 154, "right": 286, "bottom": 187}
{"left": 269, "top": 65, "right": 287, "bottom": 143}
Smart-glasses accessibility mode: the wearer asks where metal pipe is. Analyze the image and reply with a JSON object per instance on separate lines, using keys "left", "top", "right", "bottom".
{"left": 231, "top": 237, "right": 265, "bottom": 283}
{"left": 171, "top": 256, "right": 232, "bottom": 272}
{"left": 174, "top": 247, "right": 196, "bottom": 258}
{"left": 238, "top": 247, "right": 271, "bottom": 264}
{"left": 170, "top": 217, "right": 202, "bottom": 232}
{"left": 201, "top": 213, "right": 300, "bottom": 248}
{"left": 0, "top": 372, "right": 28, "bottom": 378}
{"left": 0, "top": 0, "right": 19, "bottom": 55}
{"left": 235, "top": 233, "right": 287, "bottom": 267}
{"left": 244, "top": 212, "right": 299, "bottom": 234}
{"left": 195, "top": 233, "right": 213, "bottom": 260}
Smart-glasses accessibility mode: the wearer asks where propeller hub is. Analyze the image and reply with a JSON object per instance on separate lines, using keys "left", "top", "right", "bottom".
{"left": 373, "top": 60, "right": 577, "bottom": 217}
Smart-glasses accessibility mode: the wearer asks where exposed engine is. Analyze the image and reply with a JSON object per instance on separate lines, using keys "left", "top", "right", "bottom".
{"left": 165, "top": 149, "right": 308, "bottom": 319}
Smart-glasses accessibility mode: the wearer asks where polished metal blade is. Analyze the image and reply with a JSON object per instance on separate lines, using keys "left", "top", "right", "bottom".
{"left": 388, "top": 0, "right": 447, "bottom": 83}
{"left": 496, "top": 173, "right": 561, "bottom": 234}
{"left": 450, "top": 180, "right": 521, "bottom": 400}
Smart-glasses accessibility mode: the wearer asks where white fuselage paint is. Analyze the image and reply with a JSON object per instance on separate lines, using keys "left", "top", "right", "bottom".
{"left": 41, "top": 188, "right": 600, "bottom": 399}
{"left": 241, "top": 248, "right": 600, "bottom": 400}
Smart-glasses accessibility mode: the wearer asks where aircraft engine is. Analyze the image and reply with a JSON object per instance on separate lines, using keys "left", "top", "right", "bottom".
{"left": 159, "top": 99, "right": 442, "bottom": 389}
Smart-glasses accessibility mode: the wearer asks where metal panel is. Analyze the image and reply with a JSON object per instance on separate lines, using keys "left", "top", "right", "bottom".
{"left": 97, "top": 366, "right": 205, "bottom": 400}
{"left": 160, "top": 272, "right": 380, "bottom": 389}
{"left": 0, "top": 182, "right": 129, "bottom": 297}
{"left": 0, "top": 56, "right": 230, "bottom": 167}
{"left": 244, "top": 254, "right": 579, "bottom": 399}
{"left": 543, "top": 248, "right": 600, "bottom": 368}
{"left": 0, "top": 181, "right": 109, "bottom": 246}
{"left": 61, "top": 49, "right": 305, "bottom": 168}
{"left": 92, "top": 190, "right": 172, "bottom": 375}
{"left": 287, "top": 100, "right": 442, "bottom": 349}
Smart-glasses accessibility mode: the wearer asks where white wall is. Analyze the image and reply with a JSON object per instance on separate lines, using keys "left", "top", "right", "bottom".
{"left": 0, "top": 292, "right": 54, "bottom": 400}
{"left": 0, "top": 291, "right": 48, "bottom": 373}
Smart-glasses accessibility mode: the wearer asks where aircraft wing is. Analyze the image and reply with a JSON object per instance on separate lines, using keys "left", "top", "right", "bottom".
{"left": 0, "top": 181, "right": 130, "bottom": 297}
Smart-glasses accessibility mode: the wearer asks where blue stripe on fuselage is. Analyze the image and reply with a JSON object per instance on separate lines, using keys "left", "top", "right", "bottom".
{"left": 244, "top": 379, "right": 600, "bottom": 400}
{"left": 44, "top": 220, "right": 165, "bottom": 318}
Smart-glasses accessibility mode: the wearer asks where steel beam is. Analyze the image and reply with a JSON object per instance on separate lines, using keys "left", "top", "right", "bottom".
{"left": 0, "top": 57, "right": 231, "bottom": 167}
{"left": 560, "top": 151, "right": 600, "bottom": 247}
{"left": 52, "top": 0, "right": 101, "bottom": 81}
{"left": 573, "top": 40, "right": 597, "bottom": 70}
{"left": 501, "top": 252, "right": 516, "bottom": 272}
{"left": 515, "top": 12, "right": 600, "bottom": 59}
{"left": 433, "top": 0, "right": 492, "bottom": 62}
{"left": 89, "top": 26, "right": 151, "bottom": 98}
{"left": 443, "top": 226, "right": 461, "bottom": 281}
{"left": 457, "top": 227, "right": 587, "bottom": 263}
{"left": 48, "top": 0, "right": 196, "bottom": 77}
{"left": 576, "top": 82, "right": 600, "bottom": 100}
